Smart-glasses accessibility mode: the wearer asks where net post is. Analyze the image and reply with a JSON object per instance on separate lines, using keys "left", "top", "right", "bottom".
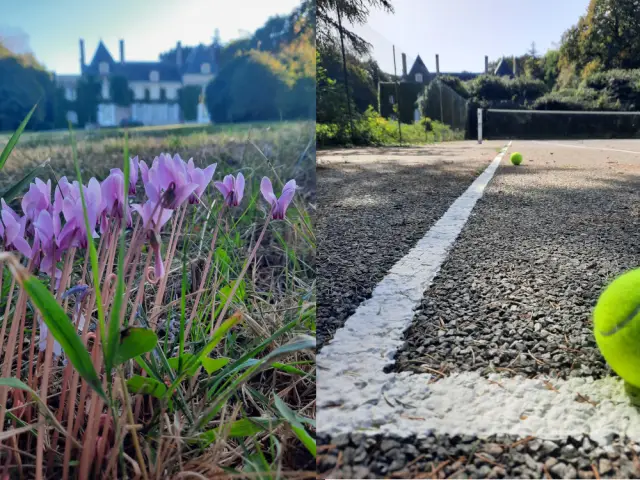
{"left": 477, "top": 108, "right": 483, "bottom": 144}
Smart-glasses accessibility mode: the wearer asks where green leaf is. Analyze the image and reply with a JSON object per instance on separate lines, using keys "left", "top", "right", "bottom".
{"left": 126, "top": 375, "right": 167, "bottom": 398}
{"left": 273, "top": 395, "right": 316, "bottom": 457}
{"left": 201, "top": 357, "right": 231, "bottom": 375}
{"left": 0, "top": 103, "right": 37, "bottom": 171}
{"left": 113, "top": 328, "right": 158, "bottom": 366}
{"left": 195, "top": 333, "right": 315, "bottom": 431}
{"left": 164, "top": 315, "right": 241, "bottom": 398}
{"left": 197, "top": 417, "right": 282, "bottom": 446}
{"left": 167, "top": 354, "right": 200, "bottom": 376}
{"left": 0, "top": 158, "right": 50, "bottom": 203}
{"left": 263, "top": 335, "right": 315, "bottom": 362}
{"left": 14, "top": 271, "right": 106, "bottom": 401}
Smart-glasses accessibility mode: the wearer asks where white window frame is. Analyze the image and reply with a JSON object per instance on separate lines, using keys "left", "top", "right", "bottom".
{"left": 415, "top": 73, "right": 423, "bottom": 82}
{"left": 200, "top": 63, "right": 211, "bottom": 74}
{"left": 99, "top": 62, "right": 109, "bottom": 74}
{"left": 149, "top": 70, "right": 159, "bottom": 82}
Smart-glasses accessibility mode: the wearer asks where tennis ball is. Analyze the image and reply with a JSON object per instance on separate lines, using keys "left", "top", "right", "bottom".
{"left": 593, "top": 268, "right": 640, "bottom": 387}
{"left": 510, "top": 152, "right": 523, "bottom": 165}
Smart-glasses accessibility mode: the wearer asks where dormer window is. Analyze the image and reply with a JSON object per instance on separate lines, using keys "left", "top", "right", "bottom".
{"left": 99, "top": 62, "right": 109, "bottom": 74}
{"left": 415, "top": 73, "right": 423, "bottom": 82}
{"left": 149, "top": 70, "right": 159, "bottom": 82}
{"left": 200, "top": 63, "right": 211, "bottom": 74}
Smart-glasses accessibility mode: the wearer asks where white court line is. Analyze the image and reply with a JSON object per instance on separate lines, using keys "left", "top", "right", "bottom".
{"left": 532, "top": 140, "right": 640, "bottom": 156}
{"left": 317, "top": 141, "right": 639, "bottom": 444}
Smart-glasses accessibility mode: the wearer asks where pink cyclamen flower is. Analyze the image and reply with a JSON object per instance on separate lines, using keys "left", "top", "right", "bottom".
{"left": 22, "top": 178, "right": 52, "bottom": 225}
{"left": 100, "top": 169, "right": 132, "bottom": 232}
{"left": 34, "top": 209, "right": 63, "bottom": 278}
{"left": 215, "top": 173, "right": 245, "bottom": 207}
{"left": 146, "top": 153, "right": 198, "bottom": 209}
{"left": 129, "top": 156, "right": 139, "bottom": 195}
{"left": 186, "top": 158, "right": 216, "bottom": 204}
{"left": 131, "top": 200, "right": 174, "bottom": 279}
{"left": 0, "top": 201, "right": 31, "bottom": 258}
{"left": 57, "top": 178, "right": 102, "bottom": 250}
{"left": 260, "top": 178, "right": 297, "bottom": 220}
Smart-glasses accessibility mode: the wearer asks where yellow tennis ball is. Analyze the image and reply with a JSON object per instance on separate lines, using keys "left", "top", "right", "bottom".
{"left": 593, "top": 268, "right": 640, "bottom": 387}
{"left": 510, "top": 152, "right": 523, "bottom": 165}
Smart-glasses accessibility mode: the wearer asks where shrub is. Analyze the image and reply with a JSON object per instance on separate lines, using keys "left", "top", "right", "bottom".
{"left": 316, "top": 107, "right": 463, "bottom": 147}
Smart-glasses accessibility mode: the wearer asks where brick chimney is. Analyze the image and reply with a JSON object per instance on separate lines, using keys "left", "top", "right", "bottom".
{"left": 436, "top": 54, "right": 440, "bottom": 74}
{"left": 119, "top": 39, "right": 125, "bottom": 64}
{"left": 79, "top": 39, "right": 85, "bottom": 72}
{"left": 176, "top": 41, "right": 183, "bottom": 68}
{"left": 401, "top": 53, "right": 407, "bottom": 77}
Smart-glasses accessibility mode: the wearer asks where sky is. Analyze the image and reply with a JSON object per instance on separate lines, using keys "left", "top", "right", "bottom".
{"left": 350, "top": 0, "right": 591, "bottom": 75}
{"left": 0, "top": 0, "right": 303, "bottom": 74}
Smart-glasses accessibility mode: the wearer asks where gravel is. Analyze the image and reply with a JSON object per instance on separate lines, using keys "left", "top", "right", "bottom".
{"left": 393, "top": 142, "right": 640, "bottom": 379}
{"left": 318, "top": 432, "right": 640, "bottom": 479}
{"left": 316, "top": 143, "right": 502, "bottom": 350}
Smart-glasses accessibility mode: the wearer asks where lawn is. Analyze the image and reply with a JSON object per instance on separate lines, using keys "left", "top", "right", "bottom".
{"left": 0, "top": 119, "right": 316, "bottom": 478}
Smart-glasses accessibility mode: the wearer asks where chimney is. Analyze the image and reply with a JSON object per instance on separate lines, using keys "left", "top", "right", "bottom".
{"left": 401, "top": 53, "right": 407, "bottom": 77}
{"left": 176, "top": 41, "right": 183, "bottom": 68}
{"left": 435, "top": 54, "right": 440, "bottom": 74}
{"left": 513, "top": 55, "right": 518, "bottom": 76}
{"left": 119, "top": 39, "right": 125, "bottom": 64}
{"left": 79, "top": 39, "right": 85, "bottom": 72}
{"left": 485, "top": 55, "right": 489, "bottom": 74}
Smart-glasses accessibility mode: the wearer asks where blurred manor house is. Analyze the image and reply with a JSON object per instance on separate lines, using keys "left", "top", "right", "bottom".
{"left": 56, "top": 38, "right": 219, "bottom": 127}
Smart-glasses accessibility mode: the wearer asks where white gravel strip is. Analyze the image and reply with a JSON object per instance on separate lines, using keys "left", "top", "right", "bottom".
{"left": 322, "top": 370, "right": 639, "bottom": 445}
{"left": 317, "top": 140, "right": 640, "bottom": 445}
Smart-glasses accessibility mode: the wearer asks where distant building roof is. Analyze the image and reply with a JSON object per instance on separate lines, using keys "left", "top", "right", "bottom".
{"left": 85, "top": 41, "right": 115, "bottom": 74}
{"left": 494, "top": 58, "right": 514, "bottom": 77}
{"left": 182, "top": 44, "right": 217, "bottom": 74}
{"left": 405, "top": 55, "right": 429, "bottom": 81}
{"left": 115, "top": 62, "right": 181, "bottom": 82}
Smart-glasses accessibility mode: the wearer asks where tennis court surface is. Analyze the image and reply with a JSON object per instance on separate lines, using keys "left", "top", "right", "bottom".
{"left": 317, "top": 139, "right": 640, "bottom": 479}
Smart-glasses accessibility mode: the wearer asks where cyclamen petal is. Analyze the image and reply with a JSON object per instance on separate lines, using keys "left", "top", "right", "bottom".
{"left": 260, "top": 177, "right": 278, "bottom": 207}
{"left": 129, "top": 156, "right": 139, "bottom": 194}
{"left": 215, "top": 173, "right": 244, "bottom": 207}
{"left": 260, "top": 178, "right": 297, "bottom": 220}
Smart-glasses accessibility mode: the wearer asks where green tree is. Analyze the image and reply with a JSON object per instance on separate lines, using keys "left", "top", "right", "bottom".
{"left": 109, "top": 75, "right": 133, "bottom": 106}
{"left": 178, "top": 86, "right": 201, "bottom": 121}
{"left": 75, "top": 76, "right": 100, "bottom": 126}
{"left": 317, "top": 0, "right": 394, "bottom": 54}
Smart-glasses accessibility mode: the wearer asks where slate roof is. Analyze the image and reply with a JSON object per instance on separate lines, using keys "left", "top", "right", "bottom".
{"left": 494, "top": 58, "right": 514, "bottom": 77}
{"left": 182, "top": 44, "right": 217, "bottom": 75}
{"left": 117, "top": 62, "right": 181, "bottom": 81}
{"left": 406, "top": 55, "right": 429, "bottom": 80}
{"left": 82, "top": 40, "right": 213, "bottom": 82}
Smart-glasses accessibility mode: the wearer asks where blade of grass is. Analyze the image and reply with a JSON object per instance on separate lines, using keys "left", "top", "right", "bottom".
{"left": 273, "top": 395, "right": 315, "bottom": 457}
{"left": 0, "top": 158, "right": 51, "bottom": 203}
{"left": 0, "top": 103, "right": 38, "bottom": 171}
{"left": 194, "top": 334, "right": 315, "bottom": 431}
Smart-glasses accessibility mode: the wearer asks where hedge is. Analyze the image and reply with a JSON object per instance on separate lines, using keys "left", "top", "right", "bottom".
{"left": 378, "top": 82, "right": 424, "bottom": 124}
